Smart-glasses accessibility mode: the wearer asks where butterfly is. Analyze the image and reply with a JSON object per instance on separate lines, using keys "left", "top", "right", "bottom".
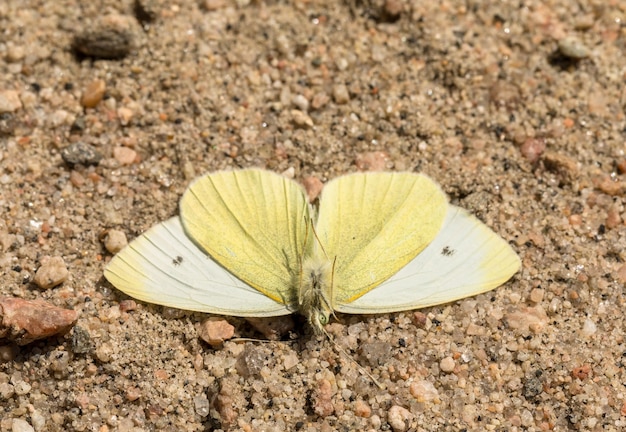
{"left": 104, "top": 169, "right": 520, "bottom": 333}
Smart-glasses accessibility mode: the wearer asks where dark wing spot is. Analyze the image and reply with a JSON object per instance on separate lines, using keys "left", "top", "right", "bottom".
{"left": 172, "top": 256, "right": 183, "bottom": 266}
{"left": 441, "top": 246, "right": 455, "bottom": 257}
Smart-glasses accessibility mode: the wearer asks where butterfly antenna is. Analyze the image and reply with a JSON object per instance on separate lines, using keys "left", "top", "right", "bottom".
{"left": 321, "top": 326, "right": 384, "bottom": 390}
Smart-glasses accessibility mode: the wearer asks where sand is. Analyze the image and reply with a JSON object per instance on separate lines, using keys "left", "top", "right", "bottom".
{"left": 1, "top": 0, "right": 626, "bottom": 430}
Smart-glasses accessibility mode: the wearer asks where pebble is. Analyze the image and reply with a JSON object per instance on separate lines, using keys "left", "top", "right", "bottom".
{"left": 0, "top": 297, "right": 79, "bottom": 345}
{"left": 11, "top": 419, "right": 34, "bottom": 432}
{"left": 302, "top": 176, "right": 324, "bottom": 202}
{"left": 194, "top": 394, "right": 210, "bottom": 417}
{"left": 103, "top": 229, "right": 128, "bottom": 254}
{"left": 0, "top": 344, "right": 19, "bottom": 363}
{"left": 117, "top": 106, "right": 134, "bottom": 125}
{"left": 245, "top": 316, "right": 294, "bottom": 340}
{"left": 311, "top": 92, "right": 330, "bottom": 110}
{"left": 542, "top": 151, "right": 578, "bottom": 185}
{"left": 520, "top": 138, "right": 545, "bottom": 163}
{"left": 410, "top": 380, "right": 439, "bottom": 402}
{"left": 61, "top": 142, "right": 103, "bottom": 166}
{"left": 505, "top": 305, "right": 548, "bottom": 336}
{"left": 80, "top": 79, "right": 106, "bottom": 108}
{"left": 0, "top": 90, "right": 22, "bottom": 113}
{"left": 529, "top": 288, "right": 544, "bottom": 303}
{"left": 332, "top": 84, "right": 350, "bottom": 104}
{"left": 291, "top": 109, "right": 314, "bottom": 128}
{"left": 198, "top": 318, "right": 234, "bottom": 347}
{"left": 73, "top": 14, "right": 134, "bottom": 59}
{"left": 581, "top": 318, "right": 597, "bottom": 337}
{"left": 0, "top": 382, "right": 14, "bottom": 399}
{"left": 354, "top": 399, "right": 371, "bottom": 418}
{"left": 558, "top": 36, "right": 590, "bottom": 59}
{"left": 387, "top": 405, "right": 412, "bottom": 432}
{"left": 71, "top": 326, "right": 93, "bottom": 354}
{"left": 235, "top": 346, "right": 265, "bottom": 378}
{"left": 439, "top": 356, "right": 456, "bottom": 373}
{"left": 292, "top": 94, "right": 309, "bottom": 112}
{"left": 354, "top": 151, "right": 389, "bottom": 171}
{"left": 313, "top": 379, "right": 334, "bottom": 417}
{"left": 113, "top": 146, "right": 138, "bottom": 165}
{"left": 359, "top": 341, "right": 393, "bottom": 367}
{"left": 33, "top": 256, "right": 69, "bottom": 289}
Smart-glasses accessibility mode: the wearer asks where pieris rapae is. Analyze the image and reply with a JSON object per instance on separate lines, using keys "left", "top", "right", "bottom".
{"left": 104, "top": 169, "right": 520, "bottom": 333}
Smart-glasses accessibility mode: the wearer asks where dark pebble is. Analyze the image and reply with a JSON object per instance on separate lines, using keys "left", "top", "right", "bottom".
{"left": 61, "top": 142, "right": 103, "bottom": 166}
{"left": 71, "top": 325, "right": 93, "bottom": 354}
{"left": 73, "top": 18, "right": 134, "bottom": 60}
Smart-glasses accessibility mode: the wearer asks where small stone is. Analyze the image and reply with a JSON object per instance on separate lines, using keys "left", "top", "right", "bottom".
{"left": 103, "top": 229, "right": 128, "bottom": 254}
{"left": 0, "top": 382, "right": 14, "bottom": 399}
{"left": 33, "top": 256, "right": 69, "bottom": 289}
{"left": 505, "top": 305, "right": 548, "bottom": 336}
{"left": 355, "top": 151, "right": 389, "bottom": 171}
{"left": 13, "top": 380, "right": 31, "bottom": 395}
{"left": 0, "top": 297, "right": 79, "bottom": 345}
{"left": 73, "top": 14, "right": 134, "bottom": 59}
{"left": 558, "top": 36, "right": 590, "bottom": 59}
{"left": 71, "top": 326, "right": 93, "bottom": 354}
{"left": 332, "top": 84, "right": 350, "bottom": 104}
{"left": 48, "top": 350, "right": 70, "bottom": 375}
{"left": 302, "top": 176, "right": 324, "bottom": 202}
{"left": 113, "top": 146, "right": 138, "bottom": 165}
{"left": 359, "top": 341, "right": 393, "bottom": 367}
{"left": 201, "top": 0, "right": 227, "bottom": 10}
{"left": 291, "top": 109, "right": 314, "bottom": 128}
{"left": 61, "top": 142, "right": 103, "bottom": 166}
{"left": 313, "top": 379, "right": 334, "bottom": 417}
{"left": 119, "top": 299, "right": 137, "bottom": 312}
{"left": 616, "top": 263, "right": 626, "bottom": 284}
{"left": 30, "top": 410, "right": 45, "bottom": 431}
{"left": 283, "top": 352, "right": 299, "bottom": 370}
{"left": 194, "top": 394, "right": 210, "bottom": 417}
{"left": 0, "top": 344, "right": 19, "bottom": 363}
{"left": 11, "top": 419, "right": 34, "bottom": 432}
{"left": 439, "top": 356, "right": 456, "bottom": 373}
{"left": 311, "top": 92, "right": 330, "bottom": 110}
{"left": 410, "top": 380, "right": 439, "bottom": 402}
{"left": 0, "top": 90, "right": 22, "bottom": 113}
{"left": 245, "top": 316, "right": 294, "bottom": 340}
{"left": 383, "top": 0, "right": 404, "bottom": 20}
{"left": 235, "top": 346, "right": 266, "bottom": 378}
{"left": 520, "top": 138, "right": 545, "bottom": 163}
{"left": 593, "top": 175, "right": 624, "bottom": 196}
{"left": 580, "top": 318, "right": 596, "bottom": 337}
{"left": 542, "top": 152, "right": 578, "bottom": 185}
{"left": 354, "top": 399, "right": 371, "bottom": 418}
{"left": 117, "top": 106, "right": 134, "bottom": 125}
{"left": 572, "top": 364, "right": 592, "bottom": 380}
{"left": 606, "top": 206, "right": 621, "bottom": 229}
{"left": 198, "top": 318, "right": 234, "bottom": 347}
{"left": 529, "top": 288, "right": 544, "bottom": 303}
{"left": 80, "top": 79, "right": 106, "bottom": 108}
{"left": 412, "top": 311, "right": 427, "bottom": 328}
{"left": 388, "top": 405, "right": 412, "bottom": 432}
{"left": 291, "top": 94, "right": 309, "bottom": 112}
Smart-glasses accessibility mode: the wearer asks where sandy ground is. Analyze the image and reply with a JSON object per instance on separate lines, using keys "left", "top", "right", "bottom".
{"left": 1, "top": 0, "right": 626, "bottom": 431}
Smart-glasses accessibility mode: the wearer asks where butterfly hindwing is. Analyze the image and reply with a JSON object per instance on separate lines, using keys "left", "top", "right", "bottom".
{"left": 104, "top": 217, "right": 293, "bottom": 316}
{"left": 334, "top": 206, "right": 521, "bottom": 313}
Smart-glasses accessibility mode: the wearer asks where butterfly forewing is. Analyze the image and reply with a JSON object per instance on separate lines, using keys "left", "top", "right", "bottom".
{"left": 314, "top": 172, "right": 448, "bottom": 305}
{"left": 179, "top": 169, "right": 309, "bottom": 307}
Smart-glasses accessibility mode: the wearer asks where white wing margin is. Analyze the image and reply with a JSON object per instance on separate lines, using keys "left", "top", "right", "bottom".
{"left": 104, "top": 217, "right": 293, "bottom": 317}
{"left": 335, "top": 206, "right": 520, "bottom": 314}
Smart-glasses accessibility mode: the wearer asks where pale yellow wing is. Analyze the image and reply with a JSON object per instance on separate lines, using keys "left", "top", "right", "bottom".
{"left": 179, "top": 169, "right": 309, "bottom": 308}
{"left": 314, "top": 172, "right": 448, "bottom": 305}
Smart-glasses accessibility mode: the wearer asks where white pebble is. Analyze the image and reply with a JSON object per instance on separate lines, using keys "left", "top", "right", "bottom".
{"left": 440, "top": 356, "right": 456, "bottom": 373}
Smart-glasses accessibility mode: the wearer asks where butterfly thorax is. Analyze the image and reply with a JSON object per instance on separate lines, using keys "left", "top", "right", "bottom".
{"left": 298, "top": 256, "right": 334, "bottom": 334}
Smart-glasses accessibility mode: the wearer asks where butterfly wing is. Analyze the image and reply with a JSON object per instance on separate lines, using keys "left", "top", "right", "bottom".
{"left": 335, "top": 206, "right": 520, "bottom": 313}
{"left": 314, "top": 172, "right": 448, "bottom": 306}
{"left": 179, "top": 169, "right": 309, "bottom": 308}
{"left": 104, "top": 217, "right": 293, "bottom": 316}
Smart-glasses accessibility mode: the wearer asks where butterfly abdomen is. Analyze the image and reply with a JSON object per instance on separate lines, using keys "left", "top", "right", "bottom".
{"left": 299, "top": 256, "right": 334, "bottom": 333}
